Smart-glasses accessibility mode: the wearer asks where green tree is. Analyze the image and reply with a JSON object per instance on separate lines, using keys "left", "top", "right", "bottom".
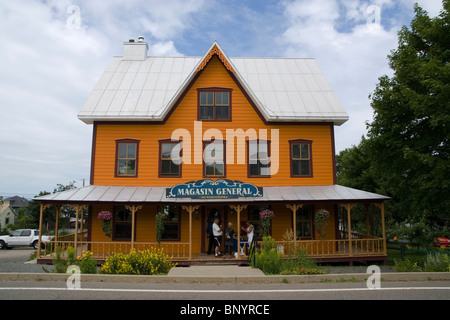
{"left": 11, "top": 207, "right": 36, "bottom": 230}
{"left": 337, "top": 1, "right": 450, "bottom": 239}
{"left": 367, "top": 1, "right": 450, "bottom": 229}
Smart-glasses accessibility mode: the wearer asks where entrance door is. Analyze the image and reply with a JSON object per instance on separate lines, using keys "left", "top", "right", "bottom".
{"left": 202, "top": 205, "right": 227, "bottom": 254}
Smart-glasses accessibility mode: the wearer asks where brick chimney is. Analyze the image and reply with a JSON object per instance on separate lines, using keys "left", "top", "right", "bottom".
{"left": 123, "top": 36, "right": 148, "bottom": 61}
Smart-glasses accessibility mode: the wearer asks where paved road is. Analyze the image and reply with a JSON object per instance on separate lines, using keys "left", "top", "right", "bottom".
{"left": 0, "top": 280, "right": 448, "bottom": 300}
{"left": 0, "top": 248, "right": 46, "bottom": 273}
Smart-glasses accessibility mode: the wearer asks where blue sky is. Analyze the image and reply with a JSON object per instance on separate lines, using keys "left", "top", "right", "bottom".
{"left": 0, "top": 0, "right": 444, "bottom": 198}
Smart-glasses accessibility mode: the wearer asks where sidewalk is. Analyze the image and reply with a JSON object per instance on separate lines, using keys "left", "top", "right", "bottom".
{"left": 0, "top": 266, "right": 449, "bottom": 284}
{"left": 167, "top": 265, "right": 264, "bottom": 277}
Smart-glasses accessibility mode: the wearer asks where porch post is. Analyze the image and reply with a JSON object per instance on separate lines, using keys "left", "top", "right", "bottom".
{"left": 343, "top": 204, "right": 356, "bottom": 257}
{"left": 381, "top": 203, "right": 387, "bottom": 256}
{"left": 79, "top": 208, "right": 84, "bottom": 241}
{"left": 125, "top": 205, "right": 143, "bottom": 251}
{"left": 74, "top": 205, "right": 79, "bottom": 250}
{"left": 54, "top": 205, "right": 61, "bottom": 243}
{"left": 182, "top": 205, "right": 199, "bottom": 261}
{"left": 69, "top": 204, "right": 87, "bottom": 252}
{"left": 365, "top": 203, "right": 370, "bottom": 237}
{"left": 230, "top": 205, "right": 247, "bottom": 259}
{"left": 375, "top": 202, "right": 387, "bottom": 256}
{"left": 37, "top": 203, "right": 49, "bottom": 259}
{"left": 286, "top": 204, "right": 303, "bottom": 247}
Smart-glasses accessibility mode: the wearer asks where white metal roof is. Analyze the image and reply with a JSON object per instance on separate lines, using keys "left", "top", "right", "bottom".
{"left": 78, "top": 42, "right": 349, "bottom": 125}
{"left": 35, "top": 184, "right": 388, "bottom": 204}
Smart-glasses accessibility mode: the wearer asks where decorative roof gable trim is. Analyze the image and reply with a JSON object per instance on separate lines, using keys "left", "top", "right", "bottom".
{"left": 196, "top": 44, "right": 235, "bottom": 73}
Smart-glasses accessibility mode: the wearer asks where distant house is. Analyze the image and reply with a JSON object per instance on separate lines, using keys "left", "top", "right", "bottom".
{"left": 5, "top": 196, "right": 29, "bottom": 213}
{"left": 0, "top": 199, "right": 16, "bottom": 227}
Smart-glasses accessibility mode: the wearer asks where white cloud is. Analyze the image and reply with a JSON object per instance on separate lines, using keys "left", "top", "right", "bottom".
{"left": 0, "top": 0, "right": 206, "bottom": 195}
{"left": 279, "top": 0, "right": 444, "bottom": 152}
{"left": 0, "top": 0, "right": 444, "bottom": 196}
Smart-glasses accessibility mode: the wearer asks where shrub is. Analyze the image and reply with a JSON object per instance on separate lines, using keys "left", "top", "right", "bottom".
{"left": 100, "top": 248, "right": 176, "bottom": 275}
{"left": 423, "top": 253, "right": 450, "bottom": 272}
{"left": 393, "top": 258, "right": 422, "bottom": 272}
{"left": 77, "top": 250, "right": 97, "bottom": 274}
{"left": 48, "top": 246, "right": 97, "bottom": 274}
{"left": 252, "top": 236, "right": 284, "bottom": 275}
{"left": 252, "top": 236, "right": 324, "bottom": 275}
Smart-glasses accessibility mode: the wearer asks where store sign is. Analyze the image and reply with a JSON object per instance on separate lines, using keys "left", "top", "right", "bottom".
{"left": 166, "top": 179, "right": 263, "bottom": 199}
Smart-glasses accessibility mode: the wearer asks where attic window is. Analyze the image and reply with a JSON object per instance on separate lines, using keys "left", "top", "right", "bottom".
{"left": 198, "top": 88, "right": 231, "bottom": 121}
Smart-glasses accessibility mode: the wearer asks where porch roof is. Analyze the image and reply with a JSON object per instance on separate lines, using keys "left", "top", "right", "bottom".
{"left": 34, "top": 184, "right": 389, "bottom": 205}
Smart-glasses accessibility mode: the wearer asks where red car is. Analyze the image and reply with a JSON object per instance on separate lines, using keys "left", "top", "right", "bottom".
{"left": 433, "top": 237, "right": 450, "bottom": 247}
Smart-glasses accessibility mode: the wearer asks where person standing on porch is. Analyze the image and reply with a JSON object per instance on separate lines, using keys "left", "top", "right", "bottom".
{"left": 241, "top": 221, "right": 254, "bottom": 255}
{"left": 213, "top": 218, "right": 223, "bottom": 257}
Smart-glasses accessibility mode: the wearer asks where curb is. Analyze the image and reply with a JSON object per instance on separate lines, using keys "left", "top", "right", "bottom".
{"left": 0, "top": 272, "right": 449, "bottom": 284}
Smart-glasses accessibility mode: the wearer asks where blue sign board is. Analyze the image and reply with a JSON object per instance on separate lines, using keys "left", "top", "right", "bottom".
{"left": 166, "top": 179, "right": 263, "bottom": 199}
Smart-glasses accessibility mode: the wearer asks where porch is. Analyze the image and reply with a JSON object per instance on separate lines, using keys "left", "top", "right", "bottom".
{"left": 35, "top": 184, "right": 389, "bottom": 266}
{"left": 36, "top": 232, "right": 386, "bottom": 266}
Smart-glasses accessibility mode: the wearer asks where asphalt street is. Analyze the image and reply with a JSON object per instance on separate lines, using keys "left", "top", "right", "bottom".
{"left": 0, "top": 280, "right": 449, "bottom": 300}
{"left": 0, "top": 248, "right": 448, "bottom": 303}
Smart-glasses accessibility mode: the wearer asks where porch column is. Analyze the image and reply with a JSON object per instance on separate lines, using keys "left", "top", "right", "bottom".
{"left": 375, "top": 202, "right": 387, "bottom": 256}
{"left": 342, "top": 204, "right": 356, "bottom": 257}
{"left": 365, "top": 203, "right": 370, "bottom": 237}
{"left": 79, "top": 208, "right": 84, "bottom": 241}
{"left": 54, "top": 205, "right": 61, "bottom": 243}
{"left": 37, "top": 203, "right": 50, "bottom": 259}
{"left": 230, "top": 205, "right": 247, "bottom": 259}
{"left": 286, "top": 204, "right": 303, "bottom": 247}
{"left": 182, "top": 205, "right": 199, "bottom": 261}
{"left": 125, "top": 205, "right": 143, "bottom": 251}
{"left": 69, "top": 204, "right": 87, "bottom": 251}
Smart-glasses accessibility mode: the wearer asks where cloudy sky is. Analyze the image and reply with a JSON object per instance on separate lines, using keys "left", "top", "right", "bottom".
{"left": 0, "top": 0, "right": 444, "bottom": 198}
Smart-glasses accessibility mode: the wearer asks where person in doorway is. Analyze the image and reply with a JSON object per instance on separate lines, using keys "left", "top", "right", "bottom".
{"left": 224, "top": 222, "right": 235, "bottom": 258}
{"left": 212, "top": 218, "right": 223, "bottom": 257}
{"left": 206, "top": 220, "right": 214, "bottom": 255}
{"left": 241, "top": 221, "right": 254, "bottom": 255}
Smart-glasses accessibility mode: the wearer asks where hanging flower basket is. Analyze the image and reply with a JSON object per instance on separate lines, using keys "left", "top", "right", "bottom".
{"left": 98, "top": 211, "right": 112, "bottom": 238}
{"left": 259, "top": 209, "right": 275, "bottom": 237}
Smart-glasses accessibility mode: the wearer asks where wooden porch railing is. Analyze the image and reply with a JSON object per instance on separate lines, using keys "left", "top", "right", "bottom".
{"left": 39, "top": 237, "right": 384, "bottom": 262}
{"left": 258, "top": 238, "right": 385, "bottom": 258}
{"left": 40, "top": 240, "right": 190, "bottom": 260}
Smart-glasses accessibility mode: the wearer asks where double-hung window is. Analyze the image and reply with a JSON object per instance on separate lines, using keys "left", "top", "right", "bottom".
{"left": 296, "top": 205, "right": 313, "bottom": 239}
{"left": 290, "top": 139, "right": 312, "bottom": 177}
{"left": 116, "top": 139, "right": 139, "bottom": 177}
{"left": 159, "top": 140, "right": 182, "bottom": 177}
{"left": 158, "top": 205, "right": 180, "bottom": 241}
{"left": 248, "top": 140, "right": 271, "bottom": 177}
{"left": 198, "top": 88, "right": 231, "bottom": 121}
{"left": 113, "top": 206, "right": 133, "bottom": 240}
{"left": 203, "top": 140, "right": 226, "bottom": 177}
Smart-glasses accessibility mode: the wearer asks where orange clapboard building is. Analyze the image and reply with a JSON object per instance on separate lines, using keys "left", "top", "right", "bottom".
{"left": 36, "top": 38, "right": 389, "bottom": 265}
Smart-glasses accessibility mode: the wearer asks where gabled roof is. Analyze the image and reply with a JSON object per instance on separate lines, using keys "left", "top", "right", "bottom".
{"left": 78, "top": 41, "right": 349, "bottom": 126}
{"left": 5, "top": 196, "right": 29, "bottom": 208}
